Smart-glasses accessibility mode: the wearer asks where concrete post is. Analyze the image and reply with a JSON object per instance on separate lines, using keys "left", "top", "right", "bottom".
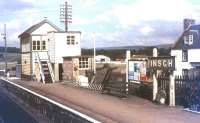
{"left": 153, "top": 48, "right": 158, "bottom": 101}
{"left": 54, "top": 63, "right": 59, "bottom": 82}
{"left": 169, "top": 72, "right": 175, "bottom": 106}
{"left": 153, "top": 73, "right": 158, "bottom": 100}
{"left": 126, "top": 50, "right": 131, "bottom": 95}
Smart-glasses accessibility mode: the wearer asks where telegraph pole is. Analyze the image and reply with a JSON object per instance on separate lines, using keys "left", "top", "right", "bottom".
{"left": 1, "top": 24, "right": 7, "bottom": 73}
{"left": 60, "top": 1, "right": 72, "bottom": 31}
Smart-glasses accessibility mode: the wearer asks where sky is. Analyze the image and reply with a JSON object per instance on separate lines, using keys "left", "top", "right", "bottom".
{"left": 1, "top": 0, "right": 200, "bottom": 48}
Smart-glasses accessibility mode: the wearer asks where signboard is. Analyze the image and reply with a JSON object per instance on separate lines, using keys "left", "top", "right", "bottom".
{"left": 128, "top": 60, "right": 148, "bottom": 81}
{"left": 128, "top": 61, "right": 135, "bottom": 81}
{"left": 148, "top": 56, "right": 175, "bottom": 70}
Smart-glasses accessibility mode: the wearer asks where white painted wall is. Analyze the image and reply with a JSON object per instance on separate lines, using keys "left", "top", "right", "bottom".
{"left": 30, "top": 23, "right": 58, "bottom": 74}
{"left": 54, "top": 32, "right": 81, "bottom": 63}
{"left": 21, "top": 37, "right": 31, "bottom": 52}
{"left": 171, "top": 49, "right": 200, "bottom": 75}
{"left": 47, "top": 32, "right": 56, "bottom": 63}
{"left": 32, "top": 23, "right": 57, "bottom": 35}
{"left": 21, "top": 21, "right": 82, "bottom": 76}
{"left": 96, "top": 55, "right": 111, "bottom": 63}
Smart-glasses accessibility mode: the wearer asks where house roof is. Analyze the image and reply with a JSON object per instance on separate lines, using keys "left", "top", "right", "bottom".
{"left": 172, "top": 24, "right": 200, "bottom": 50}
{"left": 63, "top": 55, "right": 93, "bottom": 59}
{"left": 54, "top": 31, "right": 82, "bottom": 34}
{"left": 18, "top": 19, "right": 62, "bottom": 38}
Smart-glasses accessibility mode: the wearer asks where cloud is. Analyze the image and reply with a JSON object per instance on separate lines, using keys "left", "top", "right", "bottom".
{"left": 73, "top": 16, "right": 91, "bottom": 25}
{"left": 78, "top": 0, "right": 200, "bottom": 48}
{"left": 140, "top": 26, "right": 155, "bottom": 36}
{"left": 111, "top": 0, "right": 200, "bottom": 27}
{"left": 79, "top": 0, "right": 99, "bottom": 8}
{"left": 81, "top": 20, "right": 183, "bottom": 48}
{"left": 0, "top": 0, "right": 33, "bottom": 13}
{"left": 0, "top": 15, "right": 35, "bottom": 47}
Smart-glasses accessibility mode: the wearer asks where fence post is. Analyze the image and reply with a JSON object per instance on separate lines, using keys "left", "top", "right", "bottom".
{"left": 169, "top": 72, "right": 175, "bottom": 106}
{"left": 153, "top": 72, "right": 158, "bottom": 100}
{"left": 153, "top": 48, "right": 158, "bottom": 101}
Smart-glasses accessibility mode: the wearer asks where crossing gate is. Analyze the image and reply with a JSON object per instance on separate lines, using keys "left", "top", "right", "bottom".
{"left": 157, "top": 75, "right": 170, "bottom": 104}
{"left": 88, "top": 66, "right": 112, "bottom": 92}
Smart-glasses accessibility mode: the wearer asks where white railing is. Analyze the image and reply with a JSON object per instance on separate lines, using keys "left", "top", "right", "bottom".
{"left": 46, "top": 51, "right": 55, "bottom": 83}
{"left": 34, "top": 52, "right": 45, "bottom": 83}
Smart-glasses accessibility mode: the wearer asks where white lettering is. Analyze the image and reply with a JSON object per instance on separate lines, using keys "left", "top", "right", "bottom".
{"left": 168, "top": 59, "right": 173, "bottom": 67}
{"left": 158, "top": 60, "right": 162, "bottom": 67}
{"left": 163, "top": 60, "right": 167, "bottom": 67}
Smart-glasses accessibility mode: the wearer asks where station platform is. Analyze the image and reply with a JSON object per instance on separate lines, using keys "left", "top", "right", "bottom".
{"left": 5, "top": 78, "right": 200, "bottom": 123}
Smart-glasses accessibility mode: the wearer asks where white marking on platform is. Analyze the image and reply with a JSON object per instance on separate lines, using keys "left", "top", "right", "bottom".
{"left": 1, "top": 78, "right": 101, "bottom": 123}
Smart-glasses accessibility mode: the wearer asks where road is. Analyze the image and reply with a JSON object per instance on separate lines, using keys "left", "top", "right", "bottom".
{"left": 0, "top": 80, "right": 37, "bottom": 123}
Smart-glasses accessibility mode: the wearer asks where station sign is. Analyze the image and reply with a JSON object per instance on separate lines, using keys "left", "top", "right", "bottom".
{"left": 148, "top": 56, "right": 175, "bottom": 70}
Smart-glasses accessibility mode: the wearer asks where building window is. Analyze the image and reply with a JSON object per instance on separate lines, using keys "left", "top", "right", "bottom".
{"left": 189, "top": 35, "right": 193, "bottom": 45}
{"left": 184, "top": 35, "right": 193, "bottom": 45}
{"left": 37, "top": 41, "right": 40, "bottom": 50}
{"left": 67, "top": 36, "right": 75, "bottom": 45}
{"left": 182, "top": 69, "right": 189, "bottom": 77}
{"left": 32, "top": 40, "right": 46, "bottom": 51}
{"left": 33, "top": 41, "right": 36, "bottom": 50}
{"left": 42, "top": 40, "right": 46, "bottom": 50}
{"left": 182, "top": 50, "right": 188, "bottom": 62}
{"left": 134, "top": 63, "right": 139, "bottom": 72}
{"left": 71, "top": 36, "right": 75, "bottom": 45}
{"left": 79, "top": 57, "right": 89, "bottom": 69}
{"left": 32, "top": 40, "right": 40, "bottom": 50}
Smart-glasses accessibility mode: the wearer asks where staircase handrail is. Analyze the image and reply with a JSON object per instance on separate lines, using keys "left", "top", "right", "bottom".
{"left": 35, "top": 52, "right": 45, "bottom": 83}
{"left": 46, "top": 51, "right": 55, "bottom": 83}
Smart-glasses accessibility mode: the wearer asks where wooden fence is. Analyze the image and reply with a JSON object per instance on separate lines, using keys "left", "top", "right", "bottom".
{"left": 175, "top": 76, "right": 200, "bottom": 111}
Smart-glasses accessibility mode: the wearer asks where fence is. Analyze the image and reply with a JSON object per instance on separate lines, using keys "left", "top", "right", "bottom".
{"left": 175, "top": 76, "right": 200, "bottom": 111}
{"left": 157, "top": 75, "right": 169, "bottom": 104}
{"left": 129, "top": 82, "right": 153, "bottom": 101}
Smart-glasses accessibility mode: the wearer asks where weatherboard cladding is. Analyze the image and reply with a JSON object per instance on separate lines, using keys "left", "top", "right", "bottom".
{"left": 172, "top": 24, "right": 200, "bottom": 49}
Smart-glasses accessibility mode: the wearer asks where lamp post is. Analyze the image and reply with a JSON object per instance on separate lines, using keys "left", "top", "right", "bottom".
{"left": 1, "top": 24, "right": 7, "bottom": 73}
{"left": 92, "top": 33, "right": 96, "bottom": 74}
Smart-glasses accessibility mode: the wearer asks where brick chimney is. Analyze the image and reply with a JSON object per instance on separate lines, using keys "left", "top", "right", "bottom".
{"left": 183, "top": 18, "right": 195, "bottom": 30}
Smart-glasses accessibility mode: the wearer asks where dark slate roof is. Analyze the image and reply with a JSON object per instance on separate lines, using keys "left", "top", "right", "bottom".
{"left": 172, "top": 24, "right": 200, "bottom": 49}
{"left": 18, "top": 19, "right": 62, "bottom": 38}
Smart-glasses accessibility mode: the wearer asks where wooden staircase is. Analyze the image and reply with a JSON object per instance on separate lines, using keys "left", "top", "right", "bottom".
{"left": 34, "top": 52, "right": 55, "bottom": 84}
{"left": 41, "top": 61, "right": 52, "bottom": 83}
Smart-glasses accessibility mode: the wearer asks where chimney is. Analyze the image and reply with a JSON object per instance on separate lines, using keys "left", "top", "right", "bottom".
{"left": 183, "top": 18, "right": 195, "bottom": 30}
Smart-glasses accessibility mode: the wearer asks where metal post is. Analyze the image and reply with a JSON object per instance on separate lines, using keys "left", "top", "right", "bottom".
{"left": 93, "top": 33, "right": 96, "bottom": 74}
{"left": 2, "top": 24, "right": 7, "bottom": 73}
{"left": 126, "top": 50, "right": 131, "bottom": 96}
{"left": 153, "top": 48, "right": 158, "bottom": 101}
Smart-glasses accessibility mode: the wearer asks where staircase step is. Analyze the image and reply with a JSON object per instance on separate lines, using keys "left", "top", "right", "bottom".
{"left": 41, "top": 61, "right": 47, "bottom": 63}
{"left": 43, "top": 68, "right": 49, "bottom": 71}
{"left": 42, "top": 64, "right": 48, "bottom": 67}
